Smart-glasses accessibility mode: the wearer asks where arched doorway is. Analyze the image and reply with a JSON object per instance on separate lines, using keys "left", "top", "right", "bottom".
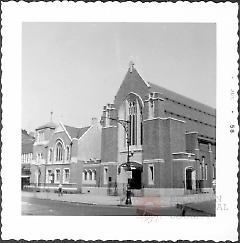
{"left": 120, "top": 161, "right": 143, "bottom": 189}
{"left": 185, "top": 167, "right": 196, "bottom": 190}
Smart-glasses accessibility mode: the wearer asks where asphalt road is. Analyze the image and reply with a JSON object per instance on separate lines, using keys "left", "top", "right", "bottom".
{"left": 22, "top": 196, "right": 214, "bottom": 216}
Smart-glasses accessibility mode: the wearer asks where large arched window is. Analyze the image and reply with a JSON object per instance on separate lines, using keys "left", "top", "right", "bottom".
{"left": 83, "top": 170, "right": 87, "bottom": 181}
{"left": 89, "top": 170, "right": 93, "bottom": 180}
{"left": 118, "top": 93, "right": 143, "bottom": 148}
{"left": 92, "top": 170, "right": 96, "bottom": 181}
{"left": 128, "top": 101, "right": 138, "bottom": 145}
{"left": 66, "top": 146, "right": 71, "bottom": 161}
{"left": 55, "top": 141, "right": 63, "bottom": 161}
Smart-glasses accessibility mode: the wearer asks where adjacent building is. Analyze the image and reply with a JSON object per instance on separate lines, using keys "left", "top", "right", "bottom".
{"left": 30, "top": 119, "right": 101, "bottom": 192}
{"left": 21, "top": 130, "right": 35, "bottom": 189}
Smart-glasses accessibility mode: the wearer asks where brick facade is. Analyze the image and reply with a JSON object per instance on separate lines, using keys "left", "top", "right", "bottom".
{"left": 100, "top": 65, "right": 216, "bottom": 196}
{"left": 30, "top": 120, "right": 102, "bottom": 193}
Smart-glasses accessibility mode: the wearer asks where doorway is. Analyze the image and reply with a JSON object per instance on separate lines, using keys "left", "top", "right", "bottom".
{"left": 130, "top": 168, "right": 142, "bottom": 189}
{"left": 185, "top": 167, "right": 196, "bottom": 190}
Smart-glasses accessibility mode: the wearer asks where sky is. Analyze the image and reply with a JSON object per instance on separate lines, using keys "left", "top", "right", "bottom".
{"left": 22, "top": 22, "right": 216, "bottom": 132}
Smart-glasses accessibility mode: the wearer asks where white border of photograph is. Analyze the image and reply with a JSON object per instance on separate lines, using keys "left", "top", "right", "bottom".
{"left": 1, "top": 2, "right": 238, "bottom": 241}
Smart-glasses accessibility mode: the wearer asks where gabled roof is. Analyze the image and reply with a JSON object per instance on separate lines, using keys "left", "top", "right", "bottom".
{"left": 36, "top": 122, "right": 57, "bottom": 130}
{"left": 149, "top": 82, "right": 215, "bottom": 116}
{"left": 148, "top": 82, "right": 216, "bottom": 139}
{"left": 22, "top": 129, "right": 35, "bottom": 143}
{"left": 64, "top": 125, "right": 91, "bottom": 139}
{"left": 114, "top": 65, "right": 150, "bottom": 108}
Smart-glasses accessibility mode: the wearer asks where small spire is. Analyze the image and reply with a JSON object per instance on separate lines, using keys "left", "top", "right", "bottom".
{"left": 50, "top": 111, "right": 53, "bottom": 122}
{"left": 129, "top": 61, "right": 134, "bottom": 73}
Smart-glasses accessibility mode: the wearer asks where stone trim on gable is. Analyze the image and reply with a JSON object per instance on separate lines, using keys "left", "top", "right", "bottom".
{"left": 143, "top": 117, "right": 186, "bottom": 123}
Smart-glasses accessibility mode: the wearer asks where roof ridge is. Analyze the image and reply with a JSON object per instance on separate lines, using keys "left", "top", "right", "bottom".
{"left": 64, "top": 124, "right": 90, "bottom": 129}
{"left": 148, "top": 81, "right": 216, "bottom": 112}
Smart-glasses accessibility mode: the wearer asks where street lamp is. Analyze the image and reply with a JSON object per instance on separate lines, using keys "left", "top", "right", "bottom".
{"left": 101, "top": 116, "right": 132, "bottom": 205}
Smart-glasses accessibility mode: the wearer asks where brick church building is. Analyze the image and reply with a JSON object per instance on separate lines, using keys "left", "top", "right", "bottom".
{"left": 99, "top": 62, "right": 216, "bottom": 196}
{"left": 29, "top": 63, "right": 216, "bottom": 196}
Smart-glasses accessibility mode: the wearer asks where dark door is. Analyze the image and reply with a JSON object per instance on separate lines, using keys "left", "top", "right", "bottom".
{"left": 186, "top": 168, "right": 192, "bottom": 190}
{"left": 130, "top": 169, "right": 142, "bottom": 189}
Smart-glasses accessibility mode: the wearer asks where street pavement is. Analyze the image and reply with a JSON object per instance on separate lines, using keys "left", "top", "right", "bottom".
{"left": 22, "top": 191, "right": 216, "bottom": 216}
{"left": 182, "top": 200, "right": 215, "bottom": 216}
{"left": 22, "top": 196, "right": 205, "bottom": 216}
{"left": 22, "top": 196, "right": 137, "bottom": 216}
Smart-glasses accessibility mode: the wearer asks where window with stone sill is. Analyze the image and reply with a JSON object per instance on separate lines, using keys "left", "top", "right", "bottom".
{"left": 204, "top": 164, "right": 208, "bottom": 180}
{"left": 212, "top": 163, "right": 216, "bottom": 179}
{"left": 200, "top": 156, "right": 205, "bottom": 180}
{"left": 82, "top": 171, "right": 87, "bottom": 181}
{"left": 47, "top": 170, "right": 52, "bottom": 183}
{"left": 148, "top": 165, "right": 154, "bottom": 185}
{"left": 63, "top": 169, "right": 70, "bottom": 183}
{"left": 66, "top": 146, "right": 71, "bottom": 162}
{"left": 55, "top": 141, "right": 64, "bottom": 162}
{"left": 55, "top": 169, "right": 60, "bottom": 183}
{"left": 120, "top": 95, "right": 143, "bottom": 148}
{"left": 103, "top": 167, "right": 108, "bottom": 184}
{"left": 37, "top": 131, "right": 45, "bottom": 143}
{"left": 92, "top": 170, "right": 96, "bottom": 180}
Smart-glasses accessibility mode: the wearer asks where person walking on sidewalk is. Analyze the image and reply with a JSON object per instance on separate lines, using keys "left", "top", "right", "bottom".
{"left": 58, "top": 183, "right": 63, "bottom": 196}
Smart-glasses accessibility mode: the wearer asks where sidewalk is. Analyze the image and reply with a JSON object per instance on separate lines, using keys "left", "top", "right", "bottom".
{"left": 22, "top": 191, "right": 216, "bottom": 208}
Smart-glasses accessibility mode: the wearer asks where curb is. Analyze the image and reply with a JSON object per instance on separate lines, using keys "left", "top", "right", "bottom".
{"left": 23, "top": 193, "right": 215, "bottom": 209}
{"left": 24, "top": 195, "right": 125, "bottom": 207}
{"left": 26, "top": 196, "right": 178, "bottom": 208}
{"left": 176, "top": 203, "right": 215, "bottom": 216}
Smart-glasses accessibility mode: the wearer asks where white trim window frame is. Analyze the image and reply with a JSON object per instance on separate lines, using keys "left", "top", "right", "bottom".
{"left": 47, "top": 169, "right": 52, "bottom": 183}
{"left": 55, "top": 168, "right": 61, "bottom": 183}
{"left": 55, "top": 140, "right": 64, "bottom": 163}
{"left": 103, "top": 166, "right": 108, "bottom": 185}
{"left": 84, "top": 170, "right": 87, "bottom": 181}
{"left": 66, "top": 145, "right": 71, "bottom": 162}
{"left": 89, "top": 170, "right": 93, "bottom": 180}
{"left": 148, "top": 164, "right": 154, "bottom": 185}
{"left": 63, "top": 168, "right": 70, "bottom": 184}
{"left": 201, "top": 156, "right": 205, "bottom": 180}
{"left": 212, "top": 163, "right": 216, "bottom": 179}
{"left": 92, "top": 170, "right": 96, "bottom": 181}
{"left": 205, "top": 163, "right": 208, "bottom": 180}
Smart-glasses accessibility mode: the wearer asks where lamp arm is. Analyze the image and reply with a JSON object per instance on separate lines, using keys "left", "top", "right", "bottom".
{"left": 102, "top": 116, "right": 130, "bottom": 133}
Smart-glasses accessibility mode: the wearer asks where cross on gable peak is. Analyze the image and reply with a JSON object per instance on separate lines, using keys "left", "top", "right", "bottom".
{"left": 129, "top": 61, "right": 135, "bottom": 73}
